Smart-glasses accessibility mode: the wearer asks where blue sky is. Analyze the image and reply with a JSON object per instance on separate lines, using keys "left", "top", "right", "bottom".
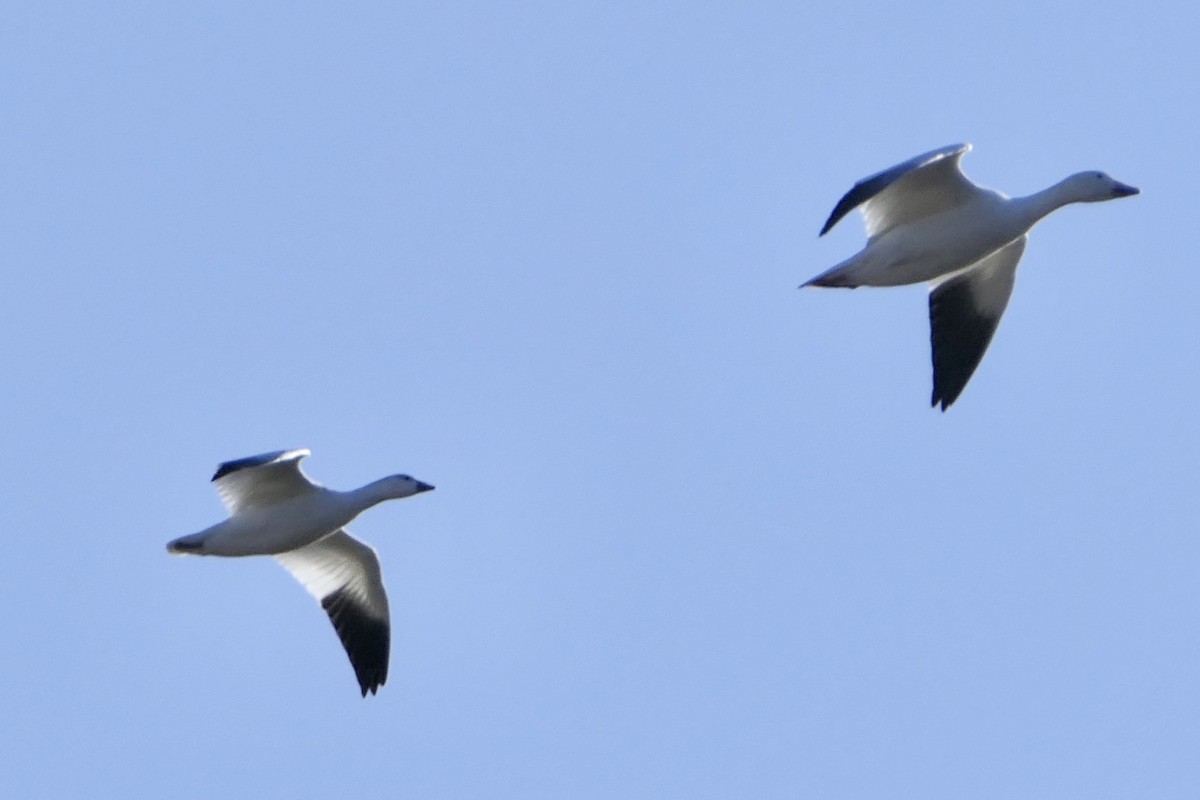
{"left": 2, "top": 2, "right": 1196, "bottom": 797}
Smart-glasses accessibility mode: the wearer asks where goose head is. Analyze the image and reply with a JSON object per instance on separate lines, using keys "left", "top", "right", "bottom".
{"left": 1058, "top": 171, "right": 1140, "bottom": 203}
{"left": 378, "top": 474, "right": 436, "bottom": 498}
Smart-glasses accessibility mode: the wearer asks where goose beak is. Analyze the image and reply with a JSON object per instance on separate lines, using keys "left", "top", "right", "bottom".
{"left": 1112, "top": 181, "right": 1140, "bottom": 198}
{"left": 415, "top": 481, "right": 436, "bottom": 493}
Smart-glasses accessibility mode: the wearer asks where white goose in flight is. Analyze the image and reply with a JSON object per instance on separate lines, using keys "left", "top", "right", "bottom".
{"left": 803, "top": 144, "right": 1139, "bottom": 409}
{"left": 167, "top": 449, "right": 435, "bottom": 696}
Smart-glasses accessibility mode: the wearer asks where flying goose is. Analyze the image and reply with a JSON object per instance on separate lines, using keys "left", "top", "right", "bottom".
{"left": 167, "top": 449, "right": 434, "bottom": 696}
{"left": 803, "top": 144, "right": 1139, "bottom": 409}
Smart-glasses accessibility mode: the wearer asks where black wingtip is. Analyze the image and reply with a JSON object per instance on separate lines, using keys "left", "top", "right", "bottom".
{"left": 212, "top": 455, "right": 268, "bottom": 482}
{"left": 359, "top": 672, "right": 386, "bottom": 698}
{"left": 818, "top": 201, "right": 854, "bottom": 237}
{"left": 211, "top": 449, "right": 305, "bottom": 482}
{"left": 931, "top": 377, "right": 967, "bottom": 412}
{"left": 321, "top": 588, "right": 390, "bottom": 698}
{"left": 928, "top": 266, "right": 1011, "bottom": 414}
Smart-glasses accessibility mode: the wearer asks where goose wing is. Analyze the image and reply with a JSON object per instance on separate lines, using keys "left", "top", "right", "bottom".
{"left": 211, "top": 448, "right": 317, "bottom": 513}
{"left": 275, "top": 530, "right": 391, "bottom": 697}
{"left": 929, "top": 237, "right": 1026, "bottom": 410}
{"left": 820, "top": 144, "right": 980, "bottom": 239}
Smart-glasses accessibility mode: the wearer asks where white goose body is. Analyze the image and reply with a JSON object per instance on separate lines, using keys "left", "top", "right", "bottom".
{"left": 167, "top": 449, "right": 435, "bottom": 696}
{"left": 186, "top": 482, "right": 409, "bottom": 557}
{"left": 804, "top": 144, "right": 1139, "bottom": 409}
{"left": 823, "top": 190, "right": 1019, "bottom": 287}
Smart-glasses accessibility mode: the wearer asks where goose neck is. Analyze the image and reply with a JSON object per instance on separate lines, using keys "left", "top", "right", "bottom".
{"left": 343, "top": 479, "right": 403, "bottom": 510}
{"left": 1012, "top": 180, "right": 1078, "bottom": 227}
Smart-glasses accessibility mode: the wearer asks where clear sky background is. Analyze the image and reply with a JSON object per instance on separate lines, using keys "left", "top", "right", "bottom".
{"left": 1, "top": 2, "right": 1195, "bottom": 798}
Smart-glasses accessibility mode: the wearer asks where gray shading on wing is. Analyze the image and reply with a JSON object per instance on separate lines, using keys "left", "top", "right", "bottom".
{"left": 819, "top": 144, "right": 971, "bottom": 237}
{"left": 929, "top": 237, "right": 1026, "bottom": 410}
{"left": 275, "top": 531, "right": 391, "bottom": 697}
{"left": 211, "top": 448, "right": 315, "bottom": 513}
